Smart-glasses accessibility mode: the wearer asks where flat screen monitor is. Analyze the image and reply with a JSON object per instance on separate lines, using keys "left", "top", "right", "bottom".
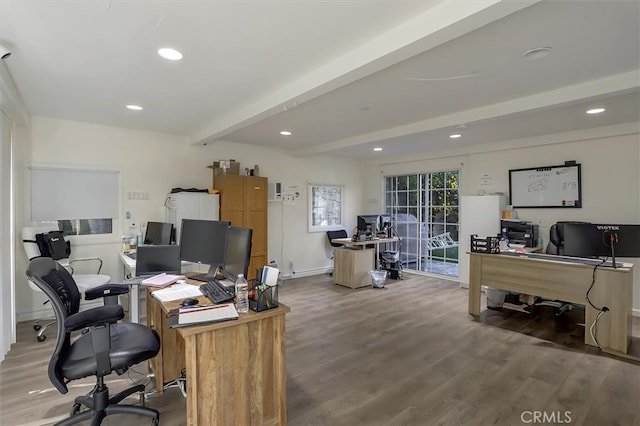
{"left": 357, "top": 214, "right": 381, "bottom": 233}
{"left": 562, "top": 223, "right": 640, "bottom": 259}
{"left": 562, "top": 223, "right": 608, "bottom": 258}
{"left": 222, "top": 226, "right": 253, "bottom": 283}
{"left": 144, "top": 221, "right": 174, "bottom": 245}
{"left": 135, "top": 245, "right": 181, "bottom": 276}
{"left": 179, "top": 219, "right": 230, "bottom": 281}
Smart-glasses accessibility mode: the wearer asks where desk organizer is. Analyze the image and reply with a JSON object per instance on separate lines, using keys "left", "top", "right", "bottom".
{"left": 470, "top": 234, "right": 500, "bottom": 254}
{"left": 249, "top": 283, "right": 279, "bottom": 312}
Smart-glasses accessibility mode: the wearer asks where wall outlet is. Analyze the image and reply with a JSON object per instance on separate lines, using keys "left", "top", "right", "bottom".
{"left": 283, "top": 194, "right": 295, "bottom": 205}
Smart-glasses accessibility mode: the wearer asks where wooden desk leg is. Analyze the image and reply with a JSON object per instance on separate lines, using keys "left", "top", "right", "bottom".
{"left": 468, "top": 254, "right": 481, "bottom": 316}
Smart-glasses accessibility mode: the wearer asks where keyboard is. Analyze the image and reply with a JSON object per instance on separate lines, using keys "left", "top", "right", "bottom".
{"left": 200, "top": 279, "right": 235, "bottom": 304}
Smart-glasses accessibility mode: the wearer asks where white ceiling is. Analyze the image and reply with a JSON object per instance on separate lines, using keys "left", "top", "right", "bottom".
{"left": 1, "top": 0, "right": 638, "bottom": 159}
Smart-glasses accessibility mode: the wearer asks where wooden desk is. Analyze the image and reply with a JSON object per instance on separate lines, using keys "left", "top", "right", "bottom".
{"left": 333, "top": 247, "right": 375, "bottom": 288}
{"left": 118, "top": 252, "right": 195, "bottom": 323}
{"left": 331, "top": 237, "right": 398, "bottom": 288}
{"left": 468, "top": 252, "right": 633, "bottom": 353}
{"left": 332, "top": 236, "right": 399, "bottom": 248}
{"left": 332, "top": 237, "right": 399, "bottom": 267}
{"left": 146, "top": 284, "right": 290, "bottom": 425}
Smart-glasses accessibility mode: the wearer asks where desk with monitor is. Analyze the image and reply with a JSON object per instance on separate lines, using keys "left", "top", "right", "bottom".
{"left": 146, "top": 280, "right": 289, "bottom": 426}
{"left": 468, "top": 251, "right": 633, "bottom": 354}
{"left": 330, "top": 237, "right": 399, "bottom": 288}
{"left": 118, "top": 250, "right": 194, "bottom": 323}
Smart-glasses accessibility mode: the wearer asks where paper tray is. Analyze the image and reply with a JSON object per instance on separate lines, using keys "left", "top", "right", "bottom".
{"left": 167, "top": 303, "right": 239, "bottom": 328}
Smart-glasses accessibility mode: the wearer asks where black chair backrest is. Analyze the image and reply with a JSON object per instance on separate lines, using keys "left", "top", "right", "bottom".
{"left": 546, "top": 224, "right": 561, "bottom": 255}
{"left": 26, "top": 257, "right": 81, "bottom": 394}
{"left": 327, "top": 229, "right": 348, "bottom": 247}
{"left": 545, "top": 221, "right": 591, "bottom": 255}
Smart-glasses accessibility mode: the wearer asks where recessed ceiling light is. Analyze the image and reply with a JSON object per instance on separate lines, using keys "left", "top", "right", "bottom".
{"left": 449, "top": 134, "right": 462, "bottom": 139}
{"left": 373, "top": 147, "right": 383, "bottom": 151}
{"left": 586, "top": 108, "right": 605, "bottom": 114}
{"left": 523, "top": 47, "right": 552, "bottom": 60}
{"left": 280, "top": 130, "right": 292, "bottom": 136}
{"left": 157, "top": 47, "right": 183, "bottom": 61}
{"left": 126, "top": 105, "right": 143, "bottom": 111}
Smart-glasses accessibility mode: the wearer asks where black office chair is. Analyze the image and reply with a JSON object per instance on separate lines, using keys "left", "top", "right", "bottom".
{"left": 326, "top": 229, "right": 348, "bottom": 276}
{"left": 536, "top": 222, "right": 588, "bottom": 316}
{"left": 26, "top": 257, "right": 161, "bottom": 426}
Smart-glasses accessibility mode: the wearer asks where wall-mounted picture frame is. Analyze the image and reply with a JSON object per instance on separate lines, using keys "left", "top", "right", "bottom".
{"left": 308, "top": 183, "right": 344, "bottom": 232}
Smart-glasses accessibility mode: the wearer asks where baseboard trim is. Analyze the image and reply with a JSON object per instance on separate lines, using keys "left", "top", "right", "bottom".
{"left": 289, "top": 267, "right": 332, "bottom": 278}
{"left": 18, "top": 309, "right": 55, "bottom": 322}
{"left": 18, "top": 300, "right": 104, "bottom": 322}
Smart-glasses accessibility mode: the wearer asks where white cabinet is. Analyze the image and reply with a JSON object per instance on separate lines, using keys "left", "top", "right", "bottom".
{"left": 458, "top": 195, "right": 506, "bottom": 287}
{"left": 165, "top": 192, "right": 220, "bottom": 242}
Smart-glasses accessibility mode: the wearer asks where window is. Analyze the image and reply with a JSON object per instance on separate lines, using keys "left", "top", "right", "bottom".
{"left": 59, "top": 219, "right": 113, "bottom": 236}
{"left": 308, "top": 183, "right": 344, "bottom": 232}
{"left": 30, "top": 166, "right": 120, "bottom": 236}
{"left": 385, "top": 170, "right": 459, "bottom": 277}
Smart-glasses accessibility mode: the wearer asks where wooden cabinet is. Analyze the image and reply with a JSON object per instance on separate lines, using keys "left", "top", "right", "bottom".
{"left": 334, "top": 247, "right": 375, "bottom": 288}
{"left": 213, "top": 174, "right": 268, "bottom": 281}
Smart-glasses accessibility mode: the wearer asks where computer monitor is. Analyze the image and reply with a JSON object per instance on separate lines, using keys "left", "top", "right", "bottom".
{"left": 135, "top": 245, "right": 181, "bottom": 276}
{"left": 562, "top": 223, "right": 640, "bottom": 259}
{"left": 144, "top": 221, "right": 174, "bottom": 245}
{"left": 357, "top": 214, "right": 381, "bottom": 234}
{"left": 562, "top": 223, "right": 608, "bottom": 258}
{"left": 179, "top": 219, "right": 230, "bottom": 281}
{"left": 221, "top": 226, "right": 253, "bottom": 283}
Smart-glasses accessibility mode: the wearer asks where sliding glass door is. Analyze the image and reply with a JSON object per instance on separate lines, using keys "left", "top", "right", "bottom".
{"left": 384, "top": 170, "right": 459, "bottom": 277}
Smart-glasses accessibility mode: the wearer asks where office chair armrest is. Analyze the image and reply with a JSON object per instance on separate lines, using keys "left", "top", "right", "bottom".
{"left": 85, "top": 283, "right": 130, "bottom": 301}
{"left": 69, "top": 256, "right": 104, "bottom": 274}
{"left": 64, "top": 304, "right": 124, "bottom": 332}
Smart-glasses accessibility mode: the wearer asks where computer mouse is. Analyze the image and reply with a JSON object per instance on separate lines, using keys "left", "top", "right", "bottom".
{"left": 181, "top": 298, "right": 199, "bottom": 307}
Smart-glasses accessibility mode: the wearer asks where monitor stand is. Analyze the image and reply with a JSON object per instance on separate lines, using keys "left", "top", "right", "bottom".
{"left": 189, "top": 265, "right": 219, "bottom": 282}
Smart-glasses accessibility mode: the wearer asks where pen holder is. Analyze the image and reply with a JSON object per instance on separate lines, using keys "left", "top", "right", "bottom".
{"left": 249, "top": 283, "right": 278, "bottom": 312}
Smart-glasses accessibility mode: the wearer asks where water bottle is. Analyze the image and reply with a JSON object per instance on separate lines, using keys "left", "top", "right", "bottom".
{"left": 235, "top": 274, "right": 249, "bottom": 313}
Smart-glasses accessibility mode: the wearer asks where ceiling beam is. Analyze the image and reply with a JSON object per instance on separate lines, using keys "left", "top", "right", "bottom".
{"left": 191, "top": 0, "right": 541, "bottom": 145}
{"left": 293, "top": 70, "right": 640, "bottom": 156}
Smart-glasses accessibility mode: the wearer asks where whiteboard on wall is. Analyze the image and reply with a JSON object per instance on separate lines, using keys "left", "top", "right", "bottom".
{"left": 509, "top": 163, "right": 582, "bottom": 208}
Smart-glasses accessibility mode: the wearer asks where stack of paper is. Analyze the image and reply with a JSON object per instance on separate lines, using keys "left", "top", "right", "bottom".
{"left": 151, "top": 282, "right": 202, "bottom": 302}
{"left": 141, "top": 273, "right": 185, "bottom": 288}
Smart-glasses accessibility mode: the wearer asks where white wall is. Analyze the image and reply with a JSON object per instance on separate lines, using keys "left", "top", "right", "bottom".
{"left": 15, "top": 116, "right": 364, "bottom": 320}
{"left": 361, "top": 130, "right": 640, "bottom": 315}
{"left": 15, "top": 115, "right": 640, "bottom": 319}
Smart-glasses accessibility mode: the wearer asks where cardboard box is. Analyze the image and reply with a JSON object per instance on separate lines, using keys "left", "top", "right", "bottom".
{"left": 208, "top": 159, "right": 240, "bottom": 176}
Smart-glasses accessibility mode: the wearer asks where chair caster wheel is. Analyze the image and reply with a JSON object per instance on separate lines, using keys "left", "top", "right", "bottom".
{"left": 152, "top": 418, "right": 159, "bottom": 426}
{"left": 70, "top": 403, "right": 82, "bottom": 416}
{"left": 37, "top": 335, "right": 46, "bottom": 342}
{"left": 33, "top": 324, "right": 42, "bottom": 331}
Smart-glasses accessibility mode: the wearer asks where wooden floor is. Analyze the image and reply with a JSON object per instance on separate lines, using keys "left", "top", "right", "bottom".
{"left": 1, "top": 273, "right": 639, "bottom": 426}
